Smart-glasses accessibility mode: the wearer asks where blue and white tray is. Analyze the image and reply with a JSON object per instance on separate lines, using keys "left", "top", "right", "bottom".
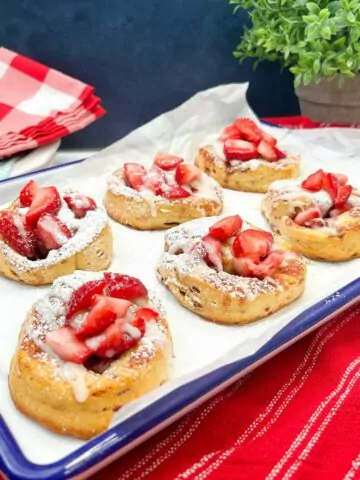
{"left": 1, "top": 84, "right": 360, "bottom": 480}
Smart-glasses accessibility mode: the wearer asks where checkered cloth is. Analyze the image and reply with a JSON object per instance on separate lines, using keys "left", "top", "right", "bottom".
{"left": 0, "top": 47, "right": 105, "bottom": 158}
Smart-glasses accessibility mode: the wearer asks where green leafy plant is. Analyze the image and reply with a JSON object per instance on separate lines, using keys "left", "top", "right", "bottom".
{"left": 231, "top": 0, "right": 360, "bottom": 87}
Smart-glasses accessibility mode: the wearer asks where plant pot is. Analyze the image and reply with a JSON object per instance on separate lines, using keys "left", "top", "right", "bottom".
{"left": 295, "top": 76, "right": 360, "bottom": 124}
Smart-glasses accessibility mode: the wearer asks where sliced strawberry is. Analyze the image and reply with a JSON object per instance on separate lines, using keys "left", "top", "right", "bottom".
{"left": 233, "top": 254, "right": 260, "bottom": 277}
{"left": 322, "top": 173, "right": 338, "bottom": 203}
{"left": 202, "top": 234, "right": 223, "bottom": 271}
{"left": 132, "top": 306, "right": 159, "bottom": 323}
{"left": 335, "top": 184, "right": 352, "bottom": 208}
{"left": 257, "top": 140, "right": 278, "bottom": 162}
{"left": 233, "top": 118, "right": 262, "bottom": 144}
{"left": 161, "top": 185, "right": 191, "bottom": 199}
{"left": 209, "top": 215, "right": 243, "bottom": 241}
{"left": 154, "top": 152, "right": 184, "bottom": 170}
{"left": 46, "top": 326, "right": 92, "bottom": 364}
{"left": 104, "top": 273, "right": 148, "bottom": 300}
{"left": 219, "top": 125, "right": 242, "bottom": 141}
{"left": 334, "top": 173, "right": 348, "bottom": 186}
{"left": 143, "top": 165, "right": 165, "bottom": 195}
{"left": 77, "top": 295, "right": 132, "bottom": 339}
{"left": 0, "top": 211, "right": 36, "bottom": 258}
{"left": 250, "top": 251, "right": 284, "bottom": 279}
{"left": 223, "top": 139, "right": 257, "bottom": 161}
{"left": 233, "top": 229, "right": 273, "bottom": 258}
{"left": 19, "top": 180, "right": 39, "bottom": 207}
{"left": 274, "top": 146, "right": 286, "bottom": 160}
{"left": 124, "top": 163, "right": 147, "bottom": 191}
{"left": 36, "top": 213, "right": 72, "bottom": 250}
{"left": 63, "top": 194, "right": 96, "bottom": 219}
{"left": 66, "top": 279, "right": 107, "bottom": 320}
{"left": 26, "top": 186, "right": 61, "bottom": 226}
{"left": 175, "top": 164, "right": 202, "bottom": 185}
{"left": 261, "top": 131, "right": 277, "bottom": 146}
{"left": 89, "top": 311, "right": 147, "bottom": 358}
{"left": 294, "top": 207, "right": 322, "bottom": 226}
{"left": 301, "top": 169, "right": 325, "bottom": 192}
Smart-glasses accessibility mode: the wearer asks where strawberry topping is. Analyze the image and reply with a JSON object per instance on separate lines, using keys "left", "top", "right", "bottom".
{"left": 154, "top": 153, "right": 184, "bottom": 170}
{"left": 249, "top": 250, "right": 284, "bottom": 279}
{"left": 104, "top": 272, "right": 148, "bottom": 300}
{"left": 223, "top": 139, "right": 257, "bottom": 161}
{"left": 202, "top": 234, "right": 223, "bottom": 271}
{"left": 233, "top": 118, "right": 263, "bottom": 144}
{"left": 19, "top": 180, "right": 39, "bottom": 207}
{"left": 142, "top": 165, "right": 164, "bottom": 195}
{"left": 233, "top": 254, "right": 260, "bottom": 277}
{"left": 294, "top": 207, "right": 322, "bottom": 226}
{"left": 301, "top": 169, "right": 324, "bottom": 192}
{"left": 233, "top": 229, "right": 273, "bottom": 258}
{"left": 124, "top": 163, "right": 146, "bottom": 191}
{"left": 219, "top": 125, "right": 242, "bottom": 141}
{"left": 66, "top": 279, "right": 107, "bottom": 320}
{"left": 46, "top": 326, "right": 92, "bottom": 364}
{"left": 26, "top": 186, "right": 61, "bottom": 227}
{"left": 175, "top": 164, "right": 202, "bottom": 185}
{"left": 257, "top": 140, "right": 278, "bottom": 162}
{"left": 261, "top": 131, "right": 277, "bottom": 146}
{"left": 335, "top": 184, "right": 352, "bottom": 208}
{"left": 209, "top": 215, "right": 243, "bottom": 241}
{"left": 161, "top": 185, "right": 191, "bottom": 199}
{"left": 36, "top": 213, "right": 72, "bottom": 251}
{"left": 76, "top": 296, "right": 132, "bottom": 339}
{"left": 63, "top": 194, "right": 96, "bottom": 219}
{"left": 0, "top": 211, "right": 36, "bottom": 258}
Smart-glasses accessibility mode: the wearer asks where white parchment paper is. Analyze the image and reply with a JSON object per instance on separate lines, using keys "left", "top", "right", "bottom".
{"left": 1, "top": 83, "right": 360, "bottom": 465}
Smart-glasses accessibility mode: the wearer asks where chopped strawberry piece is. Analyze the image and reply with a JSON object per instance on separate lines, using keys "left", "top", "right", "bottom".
{"left": 233, "top": 118, "right": 262, "bottom": 144}
{"left": 223, "top": 139, "right": 257, "bottom": 161}
{"left": 89, "top": 311, "right": 146, "bottom": 358}
{"left": 233, "top": 229, "right": 273, "bottom": 258}
{"left": 322, "top": 173, "right": 338, "bottom": 203}
{"left": 219, "top": 125, "right": 242, "bottom": 141}
{"left": 250, "top": 251, "right": 284, "bottom": 279}
{"left": 161, "top": 185, "right": 191, "bottom": 199}
{"left": 274, "top": 146, "right": 286, "bottom": 160}
{"left": 301, "top": 169, "right": 325, "bottom": 192}
{"left": 132, "top": 306, "right": 159, "bottom": 323}
{"left": 36, "top": 213, "right": 72, "bottom": 251}
{"left": 66, "top": 279, "right": 107, "bottom": 320}
{"left": 63, "top": 194, "right": 96, "bottom": 219}
{"left": 334, "top": 173, "right": 348, "bottom": 186}
{"left": 175, "top": 164, "right": 202, "bottom": 185}
{"left": 202, "top": 234, "right": 223, "bottom": 271}
{"left": 257, "top": 140, "right": 278, "bottom": 162}
{"left": 261, "top": 131, "right": 277, "bottom": 146}
{"left": 154, "top": 152, "right": 184, "bottom": 170}
{"left": 0, "top": 211, "right": 37, "bottom": 258}
{"left": 124, "top": 163, "right": 147, "bottom": 191}
{"left": 294, "top": 207, "right": 322, "bottom": 226}
{"left": 77, "top": 295, "right": 132, "bottom": 339}
{"left": 143, "top": 165, "right": 165, "bottom": 195}
{"left": 104, "top": 273, "right": 148, "bottom": 300}
{"left": 209, "top": 215, "right": 243, "bottom": 241}
{"left": 26, "top": 186, "right": 61, "bottom": 226}
{"left": 335, "top": 184, "right": 352, "bottom": 208}
{"left": 233, "top": 254, "right": 260, "bottom": 277}
{"left": 19, "top": 180, "right": 39, "bottom": 207}
{"left": 46, "top": 326, "right": 92, "bottom": 364}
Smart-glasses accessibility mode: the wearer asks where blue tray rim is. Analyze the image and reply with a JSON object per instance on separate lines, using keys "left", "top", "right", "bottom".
{"left": 0, "top": 160, "right": 359, "bottom": 480}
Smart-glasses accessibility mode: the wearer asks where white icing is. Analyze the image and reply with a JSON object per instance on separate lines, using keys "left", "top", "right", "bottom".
{"left": 60, "top": 362, "right": 89, "bottom": 403}
{"left": 123, "top": 322, "right": 142, "bottom": 340}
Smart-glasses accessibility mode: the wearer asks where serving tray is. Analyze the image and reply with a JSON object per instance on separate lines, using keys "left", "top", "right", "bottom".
{"left": 1, "top": 84, "right": 360, "bottom": 480}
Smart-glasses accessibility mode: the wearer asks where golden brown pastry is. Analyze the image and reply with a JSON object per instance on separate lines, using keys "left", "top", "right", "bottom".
{"left": 194, "top": 117, "right": 300, "bottom": 193}
{"left": 0, "top": 180, "right": 112, "bottom": 285}
{"left": 157, "top": 215, "right": 306, "bottom": 324}
{"left": 262, "top": 169, "right": 360, "bottom": 261}
{"left": 104, "top": 152, "right": 223, "bottom": 230}
{"left": 9, "top": 271, "right": 172, "bottom": 439}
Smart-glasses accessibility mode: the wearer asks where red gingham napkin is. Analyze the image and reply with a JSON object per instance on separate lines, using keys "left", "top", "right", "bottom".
{"left": 0, "top": 48, "right": 105, "bottom": 158}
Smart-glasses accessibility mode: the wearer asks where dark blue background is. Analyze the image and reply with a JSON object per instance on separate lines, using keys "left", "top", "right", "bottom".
{"left": 0, "top": 0, "right": 299, "bottom": 148}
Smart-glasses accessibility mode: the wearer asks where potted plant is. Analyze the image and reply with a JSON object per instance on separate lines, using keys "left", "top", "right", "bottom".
{"left": 231, "top": 0, "right": 360, "bottom": 123}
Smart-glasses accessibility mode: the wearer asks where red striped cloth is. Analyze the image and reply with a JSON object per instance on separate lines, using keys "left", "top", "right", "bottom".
{"left": 0, "top": 48, "right": 105, "bottom": 158}
{"left": 92, "top": 302, "right": 360, "bottom": 480}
